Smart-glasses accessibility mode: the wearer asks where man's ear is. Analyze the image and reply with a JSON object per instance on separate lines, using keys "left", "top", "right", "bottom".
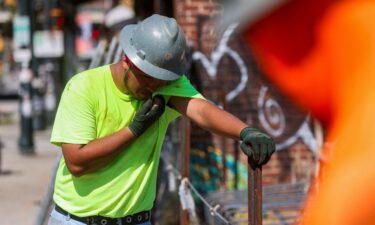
{"left": 121, "top": 58, "right": 129, "bottom": 70}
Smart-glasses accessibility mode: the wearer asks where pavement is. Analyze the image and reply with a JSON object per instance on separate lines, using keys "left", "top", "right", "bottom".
{"left": 0, "top": 100, "right": 60, "bottom": 225}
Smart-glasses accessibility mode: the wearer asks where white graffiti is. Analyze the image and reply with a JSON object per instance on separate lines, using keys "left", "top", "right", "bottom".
{"left": 192, "top": 23, "right": 248, "bottom": 102}
{"left": 276, "top": 116, "right": 319, "bottom": 153}
{"left": 258, "top": 86, "right": 319, "bottom": 152}
{"left": 193, "top": 23, "right": 319, "bottom": 153}
{"left": 258, "top": 86, "right": 285, "bottom": 137}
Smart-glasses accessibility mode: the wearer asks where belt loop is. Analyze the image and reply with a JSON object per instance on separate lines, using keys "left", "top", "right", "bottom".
{"left": 117, "top": 218, "right": 122, "bottom": 225}
{"left": 125, "top": 216, "right": 132, "bottom": 224}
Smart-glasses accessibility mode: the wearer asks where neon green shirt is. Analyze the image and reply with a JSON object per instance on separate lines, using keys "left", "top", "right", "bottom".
{"left": 50, "top": 65, "right": 203, "bottom": 218}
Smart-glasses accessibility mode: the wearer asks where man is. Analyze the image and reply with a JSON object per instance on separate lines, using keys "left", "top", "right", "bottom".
{"left": 48, "top": 14, "right": 275, "bottom": 225}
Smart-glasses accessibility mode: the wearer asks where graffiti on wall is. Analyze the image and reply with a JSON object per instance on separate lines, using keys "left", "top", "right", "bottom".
{"left": 192, "top": 23, "right": 248, "bottom": 103}
{"left": 192, "top": 21, "right": 320, "bottom": 153}
{"left": 258, "top": 86, "right": 319, "bottom": 152}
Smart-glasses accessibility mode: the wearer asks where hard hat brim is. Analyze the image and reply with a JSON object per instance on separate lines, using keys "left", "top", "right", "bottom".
{"left": 120, "top": 25, "right": 181, "bottom": 81}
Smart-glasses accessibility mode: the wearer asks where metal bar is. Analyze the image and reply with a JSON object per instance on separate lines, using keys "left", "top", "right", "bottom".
{"left": 113, "top": 45, "right": 123, "bottom": 63}
{"left": 89, "top": 39, "right": 107, "bottom": 69}
{"left": 221, "top": 137, "right": 227, "bottom": 188}
{"left": 154, "top": 0, "right": 161, "bottom": 14}
{"left": 234, "top": 141, "right": 239, "bottom": 189}
{"left": 221, "top": 93, "right": 227, "bottom": 189}
{"left": 248, "top": 159, "right": 262, "bottom": 225}
{"left": 104, "top": 36, "right": 118, "bottom": 64}
{"left": 180, "top": 118, "right": 190, "bottom": 225}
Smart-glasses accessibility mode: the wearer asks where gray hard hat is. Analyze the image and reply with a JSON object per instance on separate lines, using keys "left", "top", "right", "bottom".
{"left": 120, "top": 14, "right": 187, "bottom": 81}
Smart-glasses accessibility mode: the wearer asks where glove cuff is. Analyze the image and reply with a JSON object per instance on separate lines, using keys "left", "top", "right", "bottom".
{"left": 240, "top": 127, "right": 260, "bottom": 140}
{"left": 128, "top": 124, "right": 141, "bottom": 137}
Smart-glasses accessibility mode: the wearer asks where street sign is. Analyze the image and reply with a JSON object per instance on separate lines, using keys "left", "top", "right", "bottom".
{"left": 33, "top": 31, "right": 64, "bottom": 58}
{"left": 13, "top": 15, "right": 31, "bottom": 63}
{"left": 13, "top": 15, "right": 30, "bottom": 49}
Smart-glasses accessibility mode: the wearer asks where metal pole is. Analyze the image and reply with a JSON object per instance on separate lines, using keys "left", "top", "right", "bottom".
{"left": 248, "top": 159, "right": 262, "bottom": 225}
{"left": 17, "top": 0, "right": 35, "bottom": 154}
{"left": 113, "top": 45, "right": 123, "bottom": 63}
{"left": 154, "top": 0, "right": 161, "bottom": 14}
{"left": 104, "top": 36, "right": 118, "bottom": 64}
{"left": 89, "top": 39, "right": 107, "bottom": 69}
{"left": 18, "top": 63, "right": 34, "bottom": 154}
{"left": 234, "top": 141, "right": 239, "bottom": 190}
{"left": 221, "top": 93, "right": 227, "bottom": 189}
{"left": 180, "top": 117, "right": 190, "bottom": 225}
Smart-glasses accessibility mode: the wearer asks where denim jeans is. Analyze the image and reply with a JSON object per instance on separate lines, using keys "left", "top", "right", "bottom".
{"left": 48, "top": 208, "right": 152, "bottom": 225}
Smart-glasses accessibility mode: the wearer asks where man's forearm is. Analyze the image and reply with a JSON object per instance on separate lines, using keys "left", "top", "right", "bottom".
{"left": 187, "top": 99, "right": 276, "bottom": 166}
{"left": 170, "top": 97, "right": 247, "bottom": 139}
{"left": 62, "top": 127, "right": 136, "bottom": 177}
{"left": 192, "top": 101, "right": 248, "bottom": 140}
{"left": 170, "top": 96, "right": 276, "bottom": 166}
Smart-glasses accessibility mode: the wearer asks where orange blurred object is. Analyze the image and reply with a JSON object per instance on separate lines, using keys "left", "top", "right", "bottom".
{"left": 244, "top": 0, "right": 375, "bottom": 224}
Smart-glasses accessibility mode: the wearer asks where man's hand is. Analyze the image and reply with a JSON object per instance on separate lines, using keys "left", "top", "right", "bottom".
{"left": 128, "top": 95, "right": 165, "bottom": 137}
{"left": 240, "top": 127, "right": 275, "bottom": 167}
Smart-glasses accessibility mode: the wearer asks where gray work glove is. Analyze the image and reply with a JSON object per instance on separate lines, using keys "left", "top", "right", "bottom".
{"left": 128, "top": 95, "right": 165, "bottom": 137}
{"left": 240, "top": 127, "right": 276, "bottom": 167}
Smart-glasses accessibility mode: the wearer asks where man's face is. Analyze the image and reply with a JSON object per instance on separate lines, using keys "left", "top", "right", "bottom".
{"left": 122, "top": 58, "right": 168, "bottom": 100}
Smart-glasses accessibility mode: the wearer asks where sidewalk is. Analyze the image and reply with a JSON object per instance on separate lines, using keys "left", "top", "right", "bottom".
{"left": 0, "top": 100, "right": 60, "bottom": 225}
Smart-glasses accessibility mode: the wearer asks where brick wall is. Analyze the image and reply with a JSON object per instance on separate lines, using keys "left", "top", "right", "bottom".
{"left": 174, "top": 0, "right": 222, "bottom": 48}
{"left": 173, "top": 0, "right": 319, "bottom": 187}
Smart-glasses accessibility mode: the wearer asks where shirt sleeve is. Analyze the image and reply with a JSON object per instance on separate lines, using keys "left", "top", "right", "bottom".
{"left": 153, "top": 75, "right": 205, "bottom": 123}
{"left": 50, "top": 76, "right": 96, "bottom": 146}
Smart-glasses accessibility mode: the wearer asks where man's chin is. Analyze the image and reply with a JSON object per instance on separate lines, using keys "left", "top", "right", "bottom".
{"left": 134, "top": 93, "right": 151, "bottom": 100}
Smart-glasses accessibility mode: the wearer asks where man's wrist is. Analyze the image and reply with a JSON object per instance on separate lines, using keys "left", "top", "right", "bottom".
{"left": 240, "top": 127, "right": 260, "bottom": 140}
{"left": 128, "top": 124, "right": 142, "bottom": 137}
{"left": 125, "top": 127, "right": 138, "bottom": 140}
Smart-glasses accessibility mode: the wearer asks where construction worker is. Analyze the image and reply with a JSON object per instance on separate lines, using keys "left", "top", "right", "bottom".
{"left": 48, "top": 14, "right": 275, "bottom": 225}
{"left": 228, "top": 0, "right": 375, "bottom": 224}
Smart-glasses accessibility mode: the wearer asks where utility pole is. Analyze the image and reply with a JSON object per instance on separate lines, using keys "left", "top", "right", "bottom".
{"left": 16, "top": 0, "right": 34, "bottom": 154}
